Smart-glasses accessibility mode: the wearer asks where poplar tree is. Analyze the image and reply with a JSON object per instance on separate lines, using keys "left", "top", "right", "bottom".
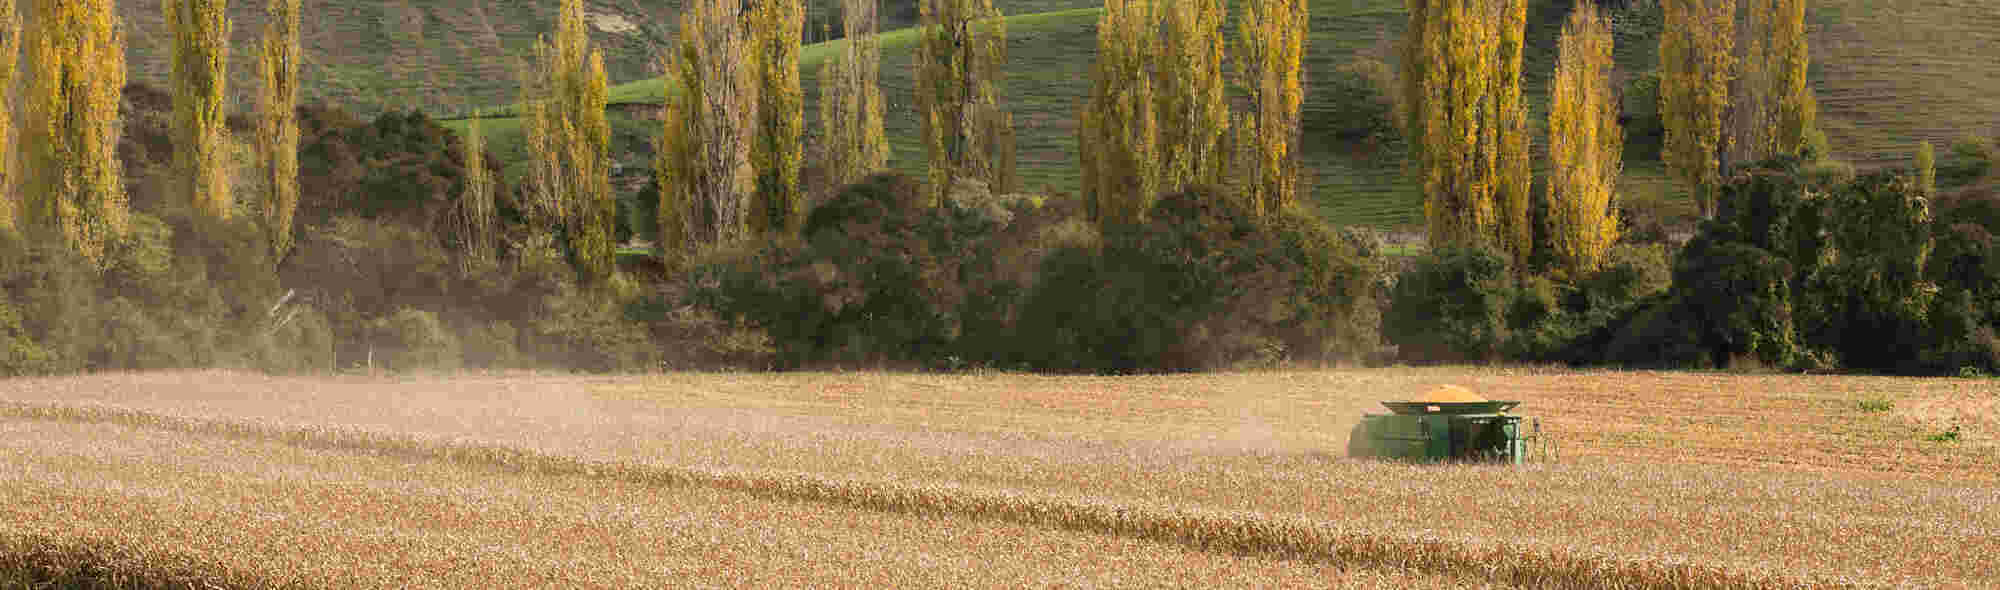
{"left": 1236, "top": 0, "right": 1309, "bottom": 217}
{"left": 751, "top": 0, "right": 805, "bottom": 237}
{"left": 915, "top": 0, "right": 1009, "bottom": 207}
{"left": 1770, "top": 0, "right": 1815, "bottom": 157}
{"left": 0, "top": 0, "right": 18, "bottom": 236}
{"left": 257, "top": 0, "right": 301, "bottom": 260}
{"left": 1407, "top": 0, "right": 1528, "bottom": 248}
{"left": 1079, "top": 0, "right": 1158, "bottom": 226}
{"left": 1491, "top": 0, "right": 1532, "bottom": 265}
{"left": 458, "top": 112, "right": 495, "bottom": 270}
{"left": 168, "top": 0, "right": 232, "bottom": 223}
{"left": 1726, "top": 0, "right": 1814, "bottom": 166}
{"left": 1155, "top": 0, "right": 1229, "bottom": 194}
{"left": 21, "top": 0, "right": 128, "bottom": 266}
{"left": 1547, "top": 1, "right": 1623, "bottom": 278}
{"left": 1660, "top": 0, "right": 1736, "bottom": 218}
{"left": 817, "top": 0, "right": 889, "bottom": 190}
{"left": 1916, "top": 140, "right": 1935, "bottom": 196}
{"left": 658, "top": 0, "right": 758, "bottom": 258}
{"left": 521, "top": 0, "right": 613, "bottom": 280}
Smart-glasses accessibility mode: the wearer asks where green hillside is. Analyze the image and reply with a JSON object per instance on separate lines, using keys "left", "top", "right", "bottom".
{"left": 441, "top": 0, "right": 2000, "bottom": 230}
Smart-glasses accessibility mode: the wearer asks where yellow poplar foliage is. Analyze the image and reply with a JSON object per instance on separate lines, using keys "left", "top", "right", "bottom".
{"left": 257, "top": 0, "right": 301, "bottom": 260}
{"left": 0, "top": 0, "right": 17, "bottom": 236}
{"left": 167, "top": 0, "right": 232, "bottom": 223}
{"left": 1660, "top": 0, "right": 1736, "bottom": 217}
{"left": 458, "top": 112, "right": 495, "bottom": 270}
{"left": 1236, "top": 0, "right": 1309, "bottom": 217}
{"left": 22, "top": 0, "right": 128, "bottom": 266}
{"left": 1079, "top": 0, "right": 1159, "bottom": 226}
{"left": 1729, "top": 0, "right": 1813, "bottom": 165}
{"left": 1155, "top": 0, "right": 1229, "bottom": 194}
{"left": 522, "top": 0, "right": 613, "bottom": 280}
{"left": 1916, "top": 140, "right": 1935, "bottom": 196}
{"left": 750, "top": 0, "right": 805, "bottom": 237}
{"left": 658, "top": 0, "right": 758, "bottom": 258}
{"left": 817, "top": 0, "right": 890, "bottom": 190}
{"left": 1770, "top": 0, "right": 1814, "bottom": 156}
{"left": 1411, "top": 0, "right": 1498, "bottom": 247}
{"left": 915, "top": 0, "right": 1008, "bottom": 207}
{"left": 1492, "top": 0, "right": 1531, "bottom": 264}
{"left": 1547, "top": 2, "right": 1623, "bottom": 279}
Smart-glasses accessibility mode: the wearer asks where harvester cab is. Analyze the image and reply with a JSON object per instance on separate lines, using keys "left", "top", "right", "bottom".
{"left": 1346, "top": 385, "right": 1554, "bottom": 464}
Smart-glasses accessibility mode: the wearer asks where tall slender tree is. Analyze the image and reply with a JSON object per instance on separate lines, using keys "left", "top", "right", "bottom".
{"left": 168, "top": 0, "right": 232, "bottom": 223}
{"left": 257, "top": 0, "right": 301, "bottom": 260}
{"left": 1725, "top": 0, "right": 1814, "bottom": 167}
{"left": 1491, "top": 0, "right": 1532, "bottom": 265}
{"left": 21, "top": 0, "right": 128, "bottom": 266}
{"left": 0, "top": 0, "right": 18, "bottom": 237}
{"left": 751, "top": 0, "right": 805, "bottom": 237}
{"left": 1660, "top": 0, "right": 1736, "bottom": 218}
{"left": 1236, "top": 0, "right": 1309, "bottom": 217}
{"left": 915, "top": 0, "right": 1009, "bottom": 207}
{"left": 817, "top": 0, "right": 890, "bottom": 190}
{"left": 1547, "top": 1, "right": 1623, "bottom": 279}
{"left": 1916, "top": 140, "right": 1936, "bottom": 196}
{"left": 658, "top": 0, "right": 758, "bottom": 258}
{"left": 1770, "top": 0, "right": 1814, "bottom": 157}
{"left": 458, "top": 111, "right": 495, "bottom": 270}
{"left": 521, "top": 0, "right": 613, "bottom": 280}
{"left": 1079, "top": 0, "right": 1158, "bottom": 226}
{"left": 1154, "top": 0, "right": 1229, "bottom": 195}
{"left": 1408, "top": 0, "right": 1530, "bottom": 248}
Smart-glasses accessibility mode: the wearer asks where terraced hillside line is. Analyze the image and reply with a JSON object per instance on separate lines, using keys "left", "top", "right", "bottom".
{"left": 6, "top": 420, "right": 1486, "bottom": 589}
{"left": 0, "top": 400, "right": 1867, "bottom": 590}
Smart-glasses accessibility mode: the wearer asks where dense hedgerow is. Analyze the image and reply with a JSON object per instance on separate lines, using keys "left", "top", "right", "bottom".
{"left": 691, "top": 179, "right": 1381, "bottom": 372}
{"left": 1013, "top": 187, "right": 1381, "bottom": 372}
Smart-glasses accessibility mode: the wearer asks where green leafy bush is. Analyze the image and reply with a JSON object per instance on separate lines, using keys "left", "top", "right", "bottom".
{"left": 1796, "top": 172, "right": 1937, "bottom": 371}
{"left": 692, "top": 174, "right": 1032, "bottom": 368}
{"left": 1017, "top": 189, "right": 1381, "bottom": 372}
{"left": 1385, "top": 246, "right": 1513, "bottom": 363}
{"left": 1311, "top": 59, "right": 1399, "bottom": 145}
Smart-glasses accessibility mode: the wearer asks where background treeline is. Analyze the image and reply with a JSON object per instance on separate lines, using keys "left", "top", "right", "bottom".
{"left": 4, "top": 0, "right": 1999, "bottom": 376}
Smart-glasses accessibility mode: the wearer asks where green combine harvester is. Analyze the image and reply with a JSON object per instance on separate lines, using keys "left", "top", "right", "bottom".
{"left": 1347, "top": 389, "right": 1554, "bottom": 464}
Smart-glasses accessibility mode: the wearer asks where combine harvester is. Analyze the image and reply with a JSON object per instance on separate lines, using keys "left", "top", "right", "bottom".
{"left": 1347, "top": 385, "right": 1555, "bottom": 464}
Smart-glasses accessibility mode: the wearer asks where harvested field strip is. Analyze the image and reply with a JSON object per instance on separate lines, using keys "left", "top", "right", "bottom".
{"left": 1, "top": 401, "right": 1865, "bottom": 590}
{"left": 5, "top": 421, "right": 1464, "bottom": 589}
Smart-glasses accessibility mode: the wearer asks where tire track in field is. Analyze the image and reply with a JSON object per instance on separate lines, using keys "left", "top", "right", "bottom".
{"left": 0, "top": 400, "right": 1873, "bottom": 590}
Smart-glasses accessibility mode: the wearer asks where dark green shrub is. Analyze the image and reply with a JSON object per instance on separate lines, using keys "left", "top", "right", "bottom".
{"left": 1015, "top": 189, "right": 1379, "bottom": 372}
{"left": 1671, "top": 235, "right": 1799, "bottom": 368}
{"left": 1311, "top": 59, "right": 1399, "bottom": 145}
{"left": 693, "top": 173, "right": 1005, "bottom": 368}
{"left": 1621, "top": 71, "right": 1663, "bottom": 142}
{"left": 1796, "top": 172, "right": 1938, "bottom": 371}
{"left": 1941, "top": 134, "right": 1995, "bottom": 186}
{"left": 1383, "top": 245, "right": 1512, "bottom": 363}
{"left": 1598, "top": 295, "right": 1712, "bottom": 369}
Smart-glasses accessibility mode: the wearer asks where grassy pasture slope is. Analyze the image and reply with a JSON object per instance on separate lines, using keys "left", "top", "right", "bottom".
{"left": 449, "top": 0, "right": 2000, "bottom": 230}
{"left": 3, "top": 369, "right": 1996, "bottom": 587}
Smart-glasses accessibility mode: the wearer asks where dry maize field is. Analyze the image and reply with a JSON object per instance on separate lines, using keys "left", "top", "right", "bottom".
{"left": 2, "top": 368, "right": 1995, "bottom": 589}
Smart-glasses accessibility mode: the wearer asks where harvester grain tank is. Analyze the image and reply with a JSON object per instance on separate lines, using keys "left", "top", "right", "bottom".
{"left": 1347, "top": 385, "right": 1552, "bottom": 463}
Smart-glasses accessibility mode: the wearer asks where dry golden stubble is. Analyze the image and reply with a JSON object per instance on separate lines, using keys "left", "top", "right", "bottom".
{"left": 0, "top": 400, "right": 1928, "bottom": 589}
{"left": 2, "top": 368, "right": 1994, "bottom": 587}
{"left": 0, "top": 419, "right": 1508, "bottom": 589}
